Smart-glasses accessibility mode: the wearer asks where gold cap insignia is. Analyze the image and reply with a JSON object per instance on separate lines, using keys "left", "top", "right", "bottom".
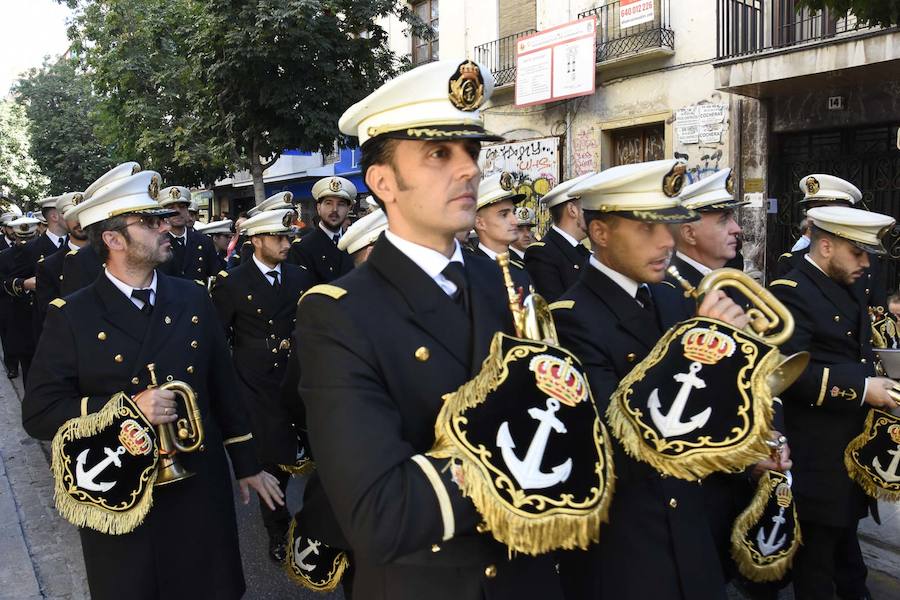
{"left": 663, "top": 163, "right": 687, "bottom": 198}
{"left": 170, "top": 187, "right": 181, "bottom": 199}
{"left": 449, "top": 60, "right": 485, "bottom": 112}
{"left": 499, "top": 171, "right": 513, "bottom": 191}
{"left": 725, "top": 173, "right": 735, "bottom": 195}
{"left": 72, "top": 192, "right": 84, "bottom": 205}
{"left": 282, "top": 210, "right": 296, "bottom": 228}
{"left": 806, "top": 176, "right": 820, "bottom": 195}
{"left": 148, "top": 176, "right": 160, "bottom": 199}
{"left": 329, "top": 178, "right": 342, "bottom": 192}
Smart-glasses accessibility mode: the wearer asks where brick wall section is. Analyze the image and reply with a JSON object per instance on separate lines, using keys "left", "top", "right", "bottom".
{"left": 499, "top": 0, "right": 536, "bottom": 38}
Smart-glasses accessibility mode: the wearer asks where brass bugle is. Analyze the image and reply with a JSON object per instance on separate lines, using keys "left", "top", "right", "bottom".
{"left": 147, "top": 363, "right": 205, "bottom": 486}
{"left": 667, "top": 266, "right": 809, "bottom": 395}
{"left": 496, "top": 253, "right": 558, "bottom": 345}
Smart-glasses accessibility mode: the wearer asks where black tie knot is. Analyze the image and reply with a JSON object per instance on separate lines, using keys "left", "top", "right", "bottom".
{"left": 267, "top": 270, "right": 281, "bottom": 288}
{"left": 131, "top": 288, "right": 153, "bottom": 313}
{"left": 332, "top": 233, "right": 340, "bottom": 245}
{"left": 441, "top": 261, "right": 470, "bottom": 316}
{"left": 635, "top": 284, "right": 654, "bottom": 311}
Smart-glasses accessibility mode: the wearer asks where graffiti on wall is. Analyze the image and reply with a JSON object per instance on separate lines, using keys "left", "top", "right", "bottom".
{"left": 573, "top": 127, "right": 600, "bottom": 176}
{"left": 670, "top": 93, "right": 729, "bottom": 183}
{"left": 479, "top": 137, "right": 561, "bottom": 235}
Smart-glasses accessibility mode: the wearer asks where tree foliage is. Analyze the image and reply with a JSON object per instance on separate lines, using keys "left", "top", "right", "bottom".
{"left": 0, "top": 100, "right": 49, "bottom": 207}
{"left": 797, "top": 0, "right": 900, "bottom": 28}
{"left": 13, "top": 58, "right": 113, "bottom": 193}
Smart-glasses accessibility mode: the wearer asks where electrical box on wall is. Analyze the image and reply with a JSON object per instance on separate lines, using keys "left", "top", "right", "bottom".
{"left": 827, "top": 96, "right": 845, "bottom": 111}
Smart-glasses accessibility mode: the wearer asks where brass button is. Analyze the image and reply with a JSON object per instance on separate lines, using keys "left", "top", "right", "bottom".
{"left": 431, "top": 544, "right": 441, "bottom": 553}
{"left": 197, "top": 245, "right": 202, "bottom": 250}
{"left": 476, "top": 522, "right": 489, "bottom": 534}
{"left": 668, "top": 498, "right": 678, "bottom": 508}
{"left": 865, "top": 288, "right": 870, "bottom": 295}
{"left": 268, "top": 319, "right": 274, "bottom": 325}
{"left": 274, "top": 362, "right": 278, "bottom": 368}
{"left": 198, "top": 256, "right": 203, "bottom": 261}
{"left": 191, "top": 316, "right": 199, "bottom": 324}
{"left": 114, "top": 354, "right": 123, "bottom": 363}
{"left": 415, "top": 346, "right": 430, "bottom": 362}
{"left": 247, "top": 294, "right": 253, "bottom": 301}
{"left": 257, "top": 308, "right": 263, "bottom": 314}
{"left": 833, "top": 316, "right": 840, "bottom": 322}
{"left": 186, "top": 366, "right": 194, "bottom": 374}
{"left": 164, "top": 316, "right": 172, "bottom": 325}
{"left": 626, "top": 353, "right": 636, "bottom": 362}
{"left": 846, "top": 331, "right": 853, "bottom": 337}
{"left": 97, "top": 332, "right": 107, "bottom": 341}
{"left": 861, "top": 358, "right": 867, "bottom": 364}
{"left": 131, "top": 377, "right": 140, "bottom": 385}
{"left": 166, "top": 375, "right": 174, "bottom": 382}
{"left": 272, "top": 348, "right": 278, "bottom": 354}
{"left": 574, "top": 264, "right": 580, "bottom": 269}
{"left": 190, "top": 340, "right": 199, "bottom": 348}
{"left": 270, "top": 334, "right": 276, "bottom": 339}
{"left": 484, "top": 564, "right": 497, "bottom": 578}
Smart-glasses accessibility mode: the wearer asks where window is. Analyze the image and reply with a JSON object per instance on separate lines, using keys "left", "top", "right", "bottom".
{"left": 612, "top": 123, "right": 665, "bottom": 166}
{"left": 412, "top": 0, "right": 439, "bottom": 65}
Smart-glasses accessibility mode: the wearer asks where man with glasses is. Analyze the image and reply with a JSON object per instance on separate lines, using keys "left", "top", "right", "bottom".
{"left": 22, "top": 167, "right": 283, "bottom": 600}
{"left": 157, "top": 185, "right": 220, "bottom": 282}
{"left": 212, "top": 208, "right": 314, "bottom": 563}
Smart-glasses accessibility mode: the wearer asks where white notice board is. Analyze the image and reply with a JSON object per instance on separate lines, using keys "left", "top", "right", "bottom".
{"left": 515, "top": 17, "right": 597, "bottom": 107}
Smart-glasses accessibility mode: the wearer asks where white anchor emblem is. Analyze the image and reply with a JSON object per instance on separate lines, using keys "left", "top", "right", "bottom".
{"left": 294, "top": 538, "right": 321, "bottom": 572}
{"left": 756, "top": 507, "right": 788, "bottom": 556}
{"left": 497, "top": 398, "right": 572, "bottom": 490}
{"left": 75, "top": 446, "right": 127, "bottom": 492}
{"left": 649, "top": 361, "right": 712, "bottom": 438}
{"left": 873, "top": 444, "right": 900, "bottom": 483}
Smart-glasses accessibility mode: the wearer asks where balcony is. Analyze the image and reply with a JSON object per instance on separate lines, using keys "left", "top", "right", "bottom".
{"left": 578, "top": 0, "right": 674, "bottom": 65}
{"left": 714, "top": 0, "right": 900, "bottom": 97}
{"left": 473, "top": 29, "right": 536, "bottom": 87}
{"left": 716, "top": 0, "right": 890, "bottom": 59}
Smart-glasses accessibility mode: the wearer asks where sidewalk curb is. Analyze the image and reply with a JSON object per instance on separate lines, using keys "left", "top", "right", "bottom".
{"left": 0, "top": 449, "right": 41, "bottom": 599}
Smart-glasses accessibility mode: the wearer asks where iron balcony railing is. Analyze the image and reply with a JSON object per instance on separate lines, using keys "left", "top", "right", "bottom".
{"left": 717, "top": 0, "right": 890, "bottom": 60}
{"left": 473, "top": 29, "right": 537, "bottom": 87}
{"left": 578, "top": 0, "right": 674, "bottom": 63}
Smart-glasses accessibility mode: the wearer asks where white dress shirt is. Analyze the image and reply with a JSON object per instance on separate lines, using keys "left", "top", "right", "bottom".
{"left": 253, "top": 254, "right": 282, "bottom": 285}
{"left": 590, "top": 255, "right": 643, "bottom": 301}
{"left": 46, "top": 230, "right": 64, "bottom": 248}
{"left": 385, "top": 229, "right": 465, "bottom": 297}
{"left": 319, "top": 222, "right": 342, "bottom": 242}
{"left": 675, "top": 251, "right": 713, "bottom": 276}
{"left": 105, "top": 269, "right": 158, "bottom": 309}
{"left": 551, "top": 224, "right": 580, "bottom": 247}
{"left": 510, "top": 246, "right": 526, "bottom": 261}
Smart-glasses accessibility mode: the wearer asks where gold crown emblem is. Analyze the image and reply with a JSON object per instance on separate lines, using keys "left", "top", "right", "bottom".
{"left": 806, "top": 176, "right": 820, "bottom": 195}
{"left": 775, "top": 482, "right": 792, "bottom": 508}
{"left": 148, "top": 176, "right": 160, "bottom": 200}
{"left": 663, "top": 163, "right": 687, "bottom": 198}
{"left": 449, "top": 60, "right": 485, "bottom": 112}
{"left": 499, "top": 171, "right": 513, "bottom": 191}
{"left": 329, "top": 179, "right": 342, "bottom": 192}
{"left": 119, "top": 419, "right": 153, "bottom": 456}
{"left": 170, "top": 187, "right": 181, "bottom": 199}
{"left": 282, "top": 210, "right": 296, "bottom": 228}
{"left": 516, "top": 206, "right": 532, "bottom": 220}
{"left": 889, "top": 424, "right": 900, "bottom": 444}
{"left": 284, "top": 191, "right": 294, "bottom": 203}
{"left": 529, "top": 354, "right": 587, "bottom": 407}
{"left": 72, "top": 193, "right": 84, "bottom": 205}
{"left": 725, "top": 173, "right": 735, "bottom": 195}
{"left": 680, "top": 326, "right": 736, "bottom": 365}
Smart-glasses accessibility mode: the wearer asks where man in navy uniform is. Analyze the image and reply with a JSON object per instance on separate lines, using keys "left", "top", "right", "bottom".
{"left": 524, "top": 172, "right": 592, "bottom": 301}
{"left": 157, "top": 185, "right": 219, "bottom": 281}
{"left": 231, "top": 192, "right": 295, "bottom": 267}
{"left": 288, "top": 176, "right": 355, "bottom": 282}
{"left": 195, "top": 218, "right": 233, "bottom": 272}
{"left": 509, "top": 206, "right": 535, "bottom": 261}
{"left": 0, "top": 204, "right": 22, "bottom": 377}
{"left": 551, "top": 160, "right": 750, "bottom": 600}
{"left": 472, "top": 172, "right": 530, "bottom": 289}
{"left": 770, "top": 205, "right": 897, "bottom": 600}
{"left": 23, "top": 167, "right": 282, "bottom": 600}
{"left": 294, "top": 59, "right": 564, "bottom": 600}
{"left": 0, "top": 216, "right": 44, "bottom": 382}
{"left": 212, "top": 208, "right": 314, "bottom": 562}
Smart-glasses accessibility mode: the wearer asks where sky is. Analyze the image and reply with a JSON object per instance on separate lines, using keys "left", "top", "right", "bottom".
{"left": 0, "top": 0, "right": 74, "bottom": 96}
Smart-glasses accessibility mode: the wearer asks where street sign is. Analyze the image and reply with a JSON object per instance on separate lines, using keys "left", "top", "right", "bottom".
{"left": 515, "top": 17, "right": 597, "bottom": 107}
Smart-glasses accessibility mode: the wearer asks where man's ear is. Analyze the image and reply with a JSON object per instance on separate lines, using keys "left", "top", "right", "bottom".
{"left": 588, "top": 218, "right": 609, "bottom": 249}
{"left": 366, "top": 163, "right": 395, "bottom": 207}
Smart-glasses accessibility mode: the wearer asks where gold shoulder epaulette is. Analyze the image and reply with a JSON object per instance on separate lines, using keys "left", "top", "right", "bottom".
{"left": 526, "top": 241, "right": 545, "bottom": 249}
{"left": 194, "top": 279, "right": 205, "bottom": 286}
{"left": 510, "top": 258, "right": 525, "bottom": 269}
{"left": 66, "top": 248, "right": 79, "bottom": 257}
{"left": 49, "top": 298, "right": 66, "bottom": 309}
{"left": 769, "top": 279, "right": 798, "bottom": 288}
{"left": 549, "top": 300, "right": 575, "bottom": 311}
{"left": 300, "top": 284, "right": 347, "bottom": 302}
{"left": 660, "top": 280, "right": 676, "bottom": 288}
{"left": 37, "top": 257, "right": 44, "bottom": 263}
{"left": 778, "top": 252, "right": 792, "bottom": 259}
{"left": 217, "top": 270, "right": 228, "bottom": 278}
{"left": 291, "top": 237, "right": 302, "bottom": 244}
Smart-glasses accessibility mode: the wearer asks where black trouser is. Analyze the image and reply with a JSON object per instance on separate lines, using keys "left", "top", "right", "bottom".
{"left": 259, "top": 466, "right": 291, "bottom": 540}
{"left": 793, "top": 520, "right": 868, "bottom": 600}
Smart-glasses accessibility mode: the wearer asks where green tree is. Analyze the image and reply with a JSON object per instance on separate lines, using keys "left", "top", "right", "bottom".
{"left": 797, "top": 0, "right": 900, "bottom": 28}
{"left": 13, "top": 57, "right": 114, "bottom": 193}
{"left": 0, "top": 100, "right": 49, "bottom": 208}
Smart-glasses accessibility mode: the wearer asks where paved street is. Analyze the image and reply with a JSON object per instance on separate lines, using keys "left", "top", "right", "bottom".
{"left": 0, "top": 365, "right": 897, "bottom": 599}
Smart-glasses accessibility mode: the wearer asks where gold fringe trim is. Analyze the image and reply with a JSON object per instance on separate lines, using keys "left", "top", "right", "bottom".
{"left": 429, "top": 332, "right": 615, "bottom": 556}
{"left": 280, "top": 459, "right": 316, "bottom": 477}
{"left": 283, "top": 517, "right": 349, "bottom": 593}
{"left": 50, "top": 393, "right": 158, "bottom": 535}
{"left": 844, "top": 409, "right": 900, "bottom": 502}
{"left": 607, "top": 320, "right": 776, "bottom": 481}
{"left": 730, "top": 471, "right": 802, "bottom": 582}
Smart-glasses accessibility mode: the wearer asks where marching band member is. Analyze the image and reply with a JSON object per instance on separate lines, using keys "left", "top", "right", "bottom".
{"left": 22, "top": 169, "right": 282, "bottom": 600}
{"left": 157, "top": 185, "right": 219, "bottom": 281}
{"left": 509, "top": 206, "right": 536, "bottom": 261}
{"left": 294, "top": 59, "right": 564, "bottom": 600}
{"left": 287, "top": 176, "right": 356, "bottom": 283}
{"left": 472, "top": 172, "right": 530, "bottom": 290}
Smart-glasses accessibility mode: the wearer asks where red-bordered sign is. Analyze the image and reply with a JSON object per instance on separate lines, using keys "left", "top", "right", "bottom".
{"left": 515, "top": 17, "right": 597, "bottom": 108}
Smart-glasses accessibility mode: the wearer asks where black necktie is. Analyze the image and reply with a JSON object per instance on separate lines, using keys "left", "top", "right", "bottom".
{"left": 58, "top": 237, "right": 65, "bottom": 248}
{"left": 576, "top": 243, "right": 590, "bottom": 258}
{"left": 131, "top": 288, "right": 153, "bottom": 314}
{"left": 332, "top": 233, "right": 340, "bottom": 245}
{"left": 170, "top": 234, "right": 186, "bottom": 266}
{"left": 636, "top": 284, "right": 660, "bottom": 330}
{"left": 268, "top": 270, "right": 281, "bottom": 292}
{"left": 441, "top": 262, "right": 469, "bottom": 315}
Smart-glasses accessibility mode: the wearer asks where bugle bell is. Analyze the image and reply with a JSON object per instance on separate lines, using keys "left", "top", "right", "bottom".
{"left": 146, "top": 363, "right": 205, "bottom": 486}
{"left": 667, "top": 266, "right": 809, "bottom": 396}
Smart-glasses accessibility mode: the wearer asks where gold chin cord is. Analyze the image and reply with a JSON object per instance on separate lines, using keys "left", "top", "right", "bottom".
{"left": 146, "top": 363, "right": 205, "bottom": 486}
{"left": 666, "top": 266, "right": 809, "bottom": 396}
{"left": 496, "top": 253, "right": 558, "bottom": 345}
